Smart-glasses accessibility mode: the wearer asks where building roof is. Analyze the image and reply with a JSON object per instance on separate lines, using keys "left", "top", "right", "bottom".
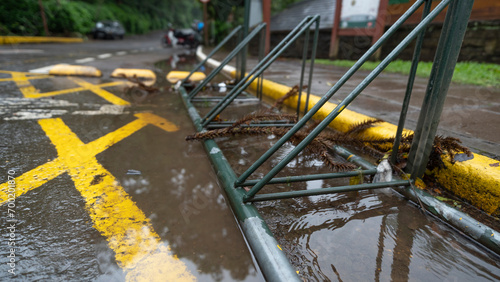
{"left": 270, "top": 0, "right": 336, "bottom": 31}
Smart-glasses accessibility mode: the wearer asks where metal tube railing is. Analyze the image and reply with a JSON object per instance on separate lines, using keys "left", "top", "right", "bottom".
{"left": 243, "top": 0, "right": 451, "bottom": 201}
{"left": 201, "top": 16, "right": 321, "bottom": 127}
{"left": 296, "top": 25, "right": 310, "bottom": 117}
{"left": 188, "top": 23, "right": 267, "bottom": 99}
{"left": 407, "top": 0, "right": 475, "bottom": 179}
{"left": 199, "top": 16, "right": 315, "bottom": 122}
{"left": 247, "top": 180, "right": 412, "bottom": 202}
{"left": 391, "top": 0, "right": 432, "bottom": 164}
{"left": 235, "top": 0, "right": 427, "bottom": 186}
{"left": 236, "top": 169, "right": 377, "bottom": 187}
{"left": 181, "top": 26, "right": 242, "bottom": 85}
{"left": 304, "top": 19, "right": 320, "bottom": 115}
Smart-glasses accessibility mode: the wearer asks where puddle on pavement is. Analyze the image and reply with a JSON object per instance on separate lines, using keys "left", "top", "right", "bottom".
{"left": 175, "top": 55, "right": 500, "bottom": 281}
{"left": 0, "top": 52, "right": 263, "bottom": 281}
{"left": 1, "top": 51, "right": 498, "bottom": 281}
{"left": 216, "top": 133, "right": 500, "bottom": 281}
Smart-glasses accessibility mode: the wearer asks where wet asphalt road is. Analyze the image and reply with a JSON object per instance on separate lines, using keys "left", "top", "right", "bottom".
{"left": 0, "top": 32, "right": 263, "bottom": 281}
{"left": 1, "top": 33, "right": 499, "bottom": 281}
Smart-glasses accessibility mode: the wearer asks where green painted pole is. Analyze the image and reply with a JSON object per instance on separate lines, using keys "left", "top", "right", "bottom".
{"left": 242, "top": 0, "right": 451, "bottom": 200}
{"left": 248, "top": 180, "right": 411, "bottom": 202}
{"left": 240, "top": 0, "right": 251, "bottom": 82}
{"left": 237, "top": 169, "right": 377, "bottom": 186}
{"left": 188, "top": 23, "right": 266, "bottom": 99}
{"left": 179, "top": 86, "right": 301, "bottom": 281}
{"left": 391, "top": 0, "right": 432, "bottom": 164}
{"left": 201, "top": 16, "right": 320, "bottom": 127}
{"left": 182, "top": 26, "right": 242, "bottom": 84}
{"left": 236, "top": 0, "right": 427, "bottom": 185}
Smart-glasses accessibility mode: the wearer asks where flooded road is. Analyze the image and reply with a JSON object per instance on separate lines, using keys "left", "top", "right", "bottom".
{"left": 0, "top": 32, "right": 499, "bottom": 281}
{"left": 217, "top": 131, "right": 500, "bottom": 281}
{"left": 0, "top": 35, "right": 262, "bottom": 281}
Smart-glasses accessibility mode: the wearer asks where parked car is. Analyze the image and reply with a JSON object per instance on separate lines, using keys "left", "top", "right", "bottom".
{"left": 92, "top": 20, "right": 125, "bottom": 39}
{"left": 340, "top": 14, "right": 377, "bottom": 28}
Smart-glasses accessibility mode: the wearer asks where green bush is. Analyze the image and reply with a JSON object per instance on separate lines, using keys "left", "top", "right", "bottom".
{"left": 0, "top": 0, "right": 42, "bottom": 35}
{"left": 0, "top": 0, "right": 189, "bottom": 36}
{"left": 44, "top": 0, "right": 94, "bottom": 35}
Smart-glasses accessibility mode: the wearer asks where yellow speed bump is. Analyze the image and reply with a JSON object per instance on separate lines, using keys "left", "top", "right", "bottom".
{"left": 111, "top": 68, "right": 156, "bottom": 86}
{"left": 49, "top": 64, "right": 102, "bottom": 77}
{"left": 166, "top": 71, "right": 206, "bottom": 83}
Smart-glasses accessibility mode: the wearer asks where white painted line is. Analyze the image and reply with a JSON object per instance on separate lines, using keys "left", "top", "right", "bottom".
{"left": 131, "top": 49, "right": 139, "bottom": 53}
{"left": 29, "top": 64, "right": 67, "bottom": 74}
{"left": 75, "top": 57, "right": 95, "bottom": 64}
{"left": 116, "top": 51, "right": 127, "bottom": 56}
{"left": 0, "top": 49, "right": 44, "bottom": 54}
{"left": 97, "top": 53, "right": 112, "bottom": 59}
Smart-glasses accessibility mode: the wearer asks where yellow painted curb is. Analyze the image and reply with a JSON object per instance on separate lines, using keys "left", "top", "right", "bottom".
{"left": 225, "top": 71, "right": 500, "bottom": 214}
{"left": 49, "top": 64, "right": 102, "bottom": 77}
{"left": 111, "top": 68, "right": 156, "bottom": 86}
{"left": 0, "top": 36, "right": 83, "bottom": 44}
{"left": 166, "top": 71, "right": 206, "bottom": 83}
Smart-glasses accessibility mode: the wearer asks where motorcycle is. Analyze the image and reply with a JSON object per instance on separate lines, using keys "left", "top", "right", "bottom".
{"left": 162, "top": 22, "right": 202, "bottom": 49}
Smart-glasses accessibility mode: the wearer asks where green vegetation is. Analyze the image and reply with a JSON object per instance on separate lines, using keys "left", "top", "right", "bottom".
{"left": 0, "top": 0, "right": 201, "bottom": 36}
{"left": 315, "top": 59, "right": 500, "bottom": 87}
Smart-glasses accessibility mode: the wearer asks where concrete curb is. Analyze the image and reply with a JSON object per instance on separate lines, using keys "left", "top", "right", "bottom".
{"left": 0, "top": 36, "right": 83, "bottom": 44}
{"left": 196, "top": 47, "right": 500, "bottom": 215}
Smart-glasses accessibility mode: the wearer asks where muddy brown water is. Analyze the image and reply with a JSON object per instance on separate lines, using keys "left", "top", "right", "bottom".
{"left": 175, "top": 55, "right": 500, "bottom": 281}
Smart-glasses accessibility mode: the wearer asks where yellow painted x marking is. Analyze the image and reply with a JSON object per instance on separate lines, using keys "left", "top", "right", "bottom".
{"left": 0, "top": 113, "right": 195, "bottom": 281}
{"left": 0, "top": 70, "right": 130, "bottom": 105}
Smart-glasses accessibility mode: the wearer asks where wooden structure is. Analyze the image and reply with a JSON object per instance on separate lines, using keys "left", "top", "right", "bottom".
{"left": 329, "top": 0, "right": 390, "bottom": 59}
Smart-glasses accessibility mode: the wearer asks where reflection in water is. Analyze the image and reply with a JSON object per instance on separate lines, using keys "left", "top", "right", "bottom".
{"left": 218, "top": 134, "right": 500, "bottom": 281}
{"left": 98, "top": 101, "right": 262, "bottom": 281}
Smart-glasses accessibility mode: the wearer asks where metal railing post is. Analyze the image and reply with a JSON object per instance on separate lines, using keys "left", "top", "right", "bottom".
{"left": 236, "top": 0, "right": 428, "bottom": 185}
{"left": 390, "top": 0, "right": 433, "bottom": 164}
{"left": 201, "top": 16, "right": 320, "bottom": 127}
{"left": 188, "top": 23, "right": 266, "bottom": 99}
{"left": 182, "top": 26, "right": 242, "bottom": 85}
{"left": 406, "top": 0, "right": 475, "bottom": 179}
{"left": 242, "top": 0, "right": 452, "bottom": 201}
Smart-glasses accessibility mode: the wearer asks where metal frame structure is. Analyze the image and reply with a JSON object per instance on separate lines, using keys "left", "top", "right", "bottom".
{"left": 177, "top": 0, "right": 493, "bottom": 280}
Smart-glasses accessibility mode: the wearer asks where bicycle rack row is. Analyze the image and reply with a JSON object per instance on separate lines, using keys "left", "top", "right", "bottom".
{"left": 178, "top": 0, "right": 477, "bottom": 280}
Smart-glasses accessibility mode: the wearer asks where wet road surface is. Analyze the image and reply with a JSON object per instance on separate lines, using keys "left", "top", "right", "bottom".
{"left": 0, "top": 33, "right": 263, "bottom": 281}
{"left": 0, "top": 32, "right": 499, "bottom": 281}
{"left": 257, "top": 59, "right": 500, "bottom": 160}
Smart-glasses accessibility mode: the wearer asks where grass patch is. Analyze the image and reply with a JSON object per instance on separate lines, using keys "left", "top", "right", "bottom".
{"left": 315, "top": 59, "right": 500, "bottom": 87}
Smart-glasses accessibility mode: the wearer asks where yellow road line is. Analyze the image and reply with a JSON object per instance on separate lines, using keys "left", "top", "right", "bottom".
{"left": 11, "top": 72, "right": 40, "bottom": 97}
{"left": 0, "top": 113, "right": 193, "bottom": 280}
{"left": 0, "top": 75, "right": 50, "bottom": 82}
{"left": 2, "top": 70, "right": 131, "bottom": 105}
{"left": 69, "top": 77, "right": 131, "bottom": 106}
{"left": 0, "top": 36, "right": 83, "bottom": 44}
{"left": 0, "top": 113, "right": 176, "bottom": 203}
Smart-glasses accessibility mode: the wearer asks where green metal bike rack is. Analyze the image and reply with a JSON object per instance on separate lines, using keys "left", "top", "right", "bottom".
{"left": 178, "top": 1, "right": 498, "bottom": 280}
{"left": 187, "top": 23, "right": 266, "bottom": 100}
{"left": 200, "top": 15, "right": 321, "bottom": 128}
{"left": 181, "top": 25, "right": 243, "bottom": 85}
